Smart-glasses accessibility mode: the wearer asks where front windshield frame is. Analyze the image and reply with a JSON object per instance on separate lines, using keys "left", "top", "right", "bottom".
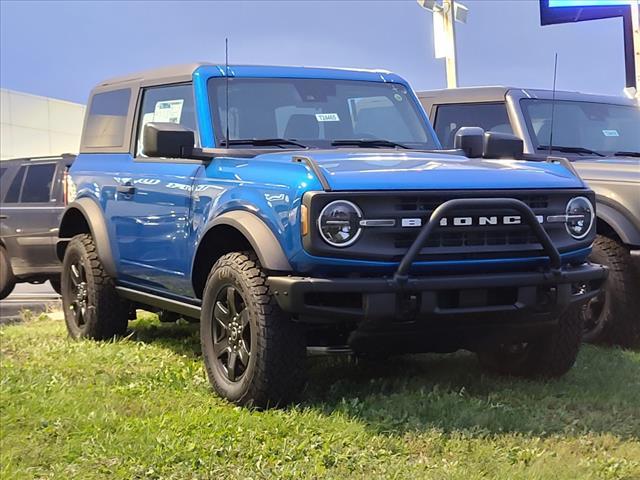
{"left": 519, "top": 98, "right": 640, "bottom": 156}
{"left": 207, "top": 77, "right": 439, "bottom": 149}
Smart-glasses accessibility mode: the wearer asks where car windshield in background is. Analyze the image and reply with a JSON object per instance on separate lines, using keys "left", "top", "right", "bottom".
{"left": 208, "top": 77, "right": 437, "bottom": 149}
{"left": 520, "top": 99, "right": 640, "bottom": 156}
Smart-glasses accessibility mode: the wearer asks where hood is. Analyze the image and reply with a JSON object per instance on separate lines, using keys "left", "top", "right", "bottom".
{"left": 257, "top": 149, "right": 584, "bottom": 191}
{"left": 572, "top": 156, "right": 640, "bottom": 184}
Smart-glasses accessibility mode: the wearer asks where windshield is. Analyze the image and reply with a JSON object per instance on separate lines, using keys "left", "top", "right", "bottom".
{"left": 520, "top": 99, "right": 640, "bottom": 156}
{"left": 208, "top": 77, "right": 438, "bottom": 149}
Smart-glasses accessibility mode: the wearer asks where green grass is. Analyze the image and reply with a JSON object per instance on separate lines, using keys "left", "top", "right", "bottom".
{"left": 1, "top": 313, "right": 639, "bottom": 480}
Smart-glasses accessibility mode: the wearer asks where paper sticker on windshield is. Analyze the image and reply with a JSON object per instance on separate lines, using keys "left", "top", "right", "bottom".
{"left": 153, "top": 99, "right": 184, "bottom": 124}
{"left": 602, "top": 129, "right": 619, "bottom": 137}
{"left": 316, "top": 113, "right": 340, "bottom": 122}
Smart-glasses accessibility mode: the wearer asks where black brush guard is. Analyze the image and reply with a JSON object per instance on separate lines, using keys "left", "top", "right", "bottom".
{"left": 269, "top": 198, "right": 607, "bottom": 322}
{"left": 393, "top": 198, "right": 562, "bottom": 283}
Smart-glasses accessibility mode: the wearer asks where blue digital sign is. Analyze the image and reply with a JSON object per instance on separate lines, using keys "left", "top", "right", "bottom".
{"left": 540, "top": 0, "right": 636, "bottom": 89}
{"left": 549, "top": 0, "right": 631, "bottom": 6}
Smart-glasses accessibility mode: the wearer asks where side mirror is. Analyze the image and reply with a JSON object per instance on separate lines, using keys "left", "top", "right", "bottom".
{"left": 454, "top": 126, "right": 484, "bottom": 158}
{"left": 142, "top": 122, "right": 195, "bottom": 158}
{"left": 483, "top": 131, "right": 523, "bottom": 159}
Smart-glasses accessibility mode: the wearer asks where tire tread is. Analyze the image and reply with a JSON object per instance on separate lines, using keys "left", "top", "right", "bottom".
{"left": 201, "top": 251, "right": 306, "bottom": 408}
{"left": 62, "top": 234, "right": 128, "bottom": 340}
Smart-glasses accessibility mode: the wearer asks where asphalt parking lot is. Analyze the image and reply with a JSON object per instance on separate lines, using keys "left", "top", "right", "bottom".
{"left": 0, "top": 282, "right": 60, "bottom": 324}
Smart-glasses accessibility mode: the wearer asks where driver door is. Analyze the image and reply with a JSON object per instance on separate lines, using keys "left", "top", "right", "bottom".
{"left": 110, "top": 83, "right": 201, "bottom": 296}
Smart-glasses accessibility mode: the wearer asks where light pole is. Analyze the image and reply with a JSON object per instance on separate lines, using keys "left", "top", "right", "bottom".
{"left": 417, "top": 0, "right": 468, "bottom": 89}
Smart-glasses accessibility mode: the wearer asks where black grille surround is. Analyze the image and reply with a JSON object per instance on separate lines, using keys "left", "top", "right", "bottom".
{"left": 302, "top": 189, "right": 596, "bottom": 262}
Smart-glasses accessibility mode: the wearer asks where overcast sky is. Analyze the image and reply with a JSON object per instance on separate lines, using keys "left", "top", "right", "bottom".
{"left": 0, "top": 0, "right": 625, "bottom": 105}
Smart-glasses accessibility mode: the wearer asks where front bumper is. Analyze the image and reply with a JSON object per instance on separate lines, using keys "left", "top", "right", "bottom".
{"left": 269, "top": 262, "right": 607, "bottom": 323}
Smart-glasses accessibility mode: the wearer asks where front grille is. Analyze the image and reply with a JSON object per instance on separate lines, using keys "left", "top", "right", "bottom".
{"left": 393, "top": 227, "right": 539, "bottom": 250}
{"left": 303, "top": 189, "right": 594, "bottom": 262}
{"left": 395, "top": 194, "right": 549, "bottom": 213}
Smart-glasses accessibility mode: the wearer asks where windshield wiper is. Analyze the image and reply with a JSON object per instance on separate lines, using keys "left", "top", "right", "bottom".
{"left": 331, "top": 139, "right": 410, "bottom": 149}
{"left": 537, "top": 145, "right": 605, "bottom": 157}
{"left": 613, "top": 151, "right": 640, "bottom": 157}
{"left": 220, "top": 138, "right": 309, "bottom": 149}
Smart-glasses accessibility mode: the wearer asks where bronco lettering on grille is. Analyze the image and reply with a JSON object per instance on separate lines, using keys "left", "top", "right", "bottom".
{"left": 397, "top": 215, "right": 546, "bottom": 228}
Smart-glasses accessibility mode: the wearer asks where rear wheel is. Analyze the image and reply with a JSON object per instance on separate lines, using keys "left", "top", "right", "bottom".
{"left": 581, "top": 235, "right": 639, "bottom": 348}
{"left": 200, "top": 251, "right": 306, "bottom": 408}
{"left": 61, "top": 234, "right": 129, "bottom": 340}
{"left": 0, "top": 246, "right": 16, "bottom": 300}
{"left": 477, "top": 305, "right": 583, "bottom": 378}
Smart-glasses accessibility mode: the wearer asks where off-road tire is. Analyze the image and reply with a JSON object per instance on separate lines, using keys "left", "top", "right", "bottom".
{"left": 200, "top": 251, "right": 306, "bottom": 408}
{"left": 582, "top": 235, "right": 639, "bottom": 348}
{"left": 0, "top": 245, "right": 16, "bottom": 300}
{"left": 477, "top": 305, "right": 583, "bottom": 378}
{"left": 61, "top": 234, "right": 129, "bottom": 340}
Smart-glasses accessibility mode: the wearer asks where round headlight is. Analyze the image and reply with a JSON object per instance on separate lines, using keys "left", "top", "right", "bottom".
{"left": 318, "top": 200, "right": 363, "bottom": 247}
{"left": 565, "top": 196, "right": 594, "bottom": 240}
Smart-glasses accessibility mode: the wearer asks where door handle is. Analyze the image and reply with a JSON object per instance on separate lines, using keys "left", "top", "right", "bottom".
{"left": 0, "top": 214, "right": 7, "bottom": 220}
{"left": 116, "top": 184, "right": 136, "bottom": 195}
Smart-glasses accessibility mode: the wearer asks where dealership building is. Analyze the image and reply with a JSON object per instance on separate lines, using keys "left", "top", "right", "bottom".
{"left": 0, "top": 88, "right": 85, "bottom": 161}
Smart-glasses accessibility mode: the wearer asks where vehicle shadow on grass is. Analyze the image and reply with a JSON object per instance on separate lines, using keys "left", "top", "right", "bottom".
{"left": 303, "top": 348, "right": 640, "bottom": 439}
{"left": 127, "top": 316, "right": 202, "bottom": 357}
{"left": 127, "top": 319, "right": 640, "bottom": 439}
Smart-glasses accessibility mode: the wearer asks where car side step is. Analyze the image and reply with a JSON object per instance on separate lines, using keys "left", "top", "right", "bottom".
{"left": 115, "top": 286, "right": 201, "bottom": 319}
{"left": 306, "top": 346, "right": 353, "bottom": 356}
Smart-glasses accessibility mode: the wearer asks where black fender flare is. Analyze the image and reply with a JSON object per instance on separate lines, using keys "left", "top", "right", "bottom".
{"left": 57, "top": 198, "right": 118, "bottom": 278}
{"left": 596, "top": 197, "right": 640, "bottom": 248}
{"left": 204, "top": 210, "right": 292, "bottom": 272}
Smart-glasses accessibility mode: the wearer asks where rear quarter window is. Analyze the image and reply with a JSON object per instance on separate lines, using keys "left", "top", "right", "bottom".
{"left": 83, "top": 88, "right": 132, "bottom": 148}
{"left": 21, "top": 163, "right": 56, "bottom": 203}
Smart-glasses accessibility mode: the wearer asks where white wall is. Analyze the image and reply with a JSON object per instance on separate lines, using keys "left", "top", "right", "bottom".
{"left": 0, "top": 88, "right": 85, "bottom": 160}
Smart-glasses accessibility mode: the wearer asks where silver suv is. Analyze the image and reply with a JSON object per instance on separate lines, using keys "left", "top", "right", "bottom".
{"left": 419, "top": 87, "right": 640, "bottom": 347}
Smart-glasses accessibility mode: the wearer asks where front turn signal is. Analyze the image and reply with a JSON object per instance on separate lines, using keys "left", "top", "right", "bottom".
{"left": 301, "top": 204, "right": 309, "bottom": 236}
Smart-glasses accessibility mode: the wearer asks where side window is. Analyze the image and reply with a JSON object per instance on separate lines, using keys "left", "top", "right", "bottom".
{"left": 136, "top": 84, "right": 197, "bottom": 156}
{"left": 84, "top": 88, "right": 132, "bottom": 148}
{"left": 4, "top": 165, "right": 26, "bottom": 203}
{"left": 434, "top": 103, "right": 513, "bottom": 148}
{"left": 21, "top": 163, "right": 57, "bottom": 203}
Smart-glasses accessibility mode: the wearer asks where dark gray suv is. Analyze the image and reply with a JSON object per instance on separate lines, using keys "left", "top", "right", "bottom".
{"left": 0, "top": 154, "right": 75, "bottom": 299}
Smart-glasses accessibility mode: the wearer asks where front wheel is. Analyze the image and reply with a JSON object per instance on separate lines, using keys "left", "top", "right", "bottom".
{"left": 61, "top": 234, "right": 130, "bottom": 340}
{"left": 200, "top": 252, "right": 306, "bottom": 408}
{"left": 477, "top": 305, "right": 583, "bottom": 378}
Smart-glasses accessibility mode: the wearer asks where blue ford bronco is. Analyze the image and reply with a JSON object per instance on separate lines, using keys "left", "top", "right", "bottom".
{"left": 58, "top": 63, "right": 607, "bottom": 407}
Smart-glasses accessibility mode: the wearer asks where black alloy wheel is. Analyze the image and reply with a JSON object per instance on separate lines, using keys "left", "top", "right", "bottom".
{"left": 61, "top": 233, "right": 129, "bottom": 340}
{"left": 200, "top": 251, "right": 306, "bottom": 408}
{"left": 212, "top": 284, "right": 252, "bottom": 382}
{"left": 67, "top": 261, "right": 89, "bottom": 328}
